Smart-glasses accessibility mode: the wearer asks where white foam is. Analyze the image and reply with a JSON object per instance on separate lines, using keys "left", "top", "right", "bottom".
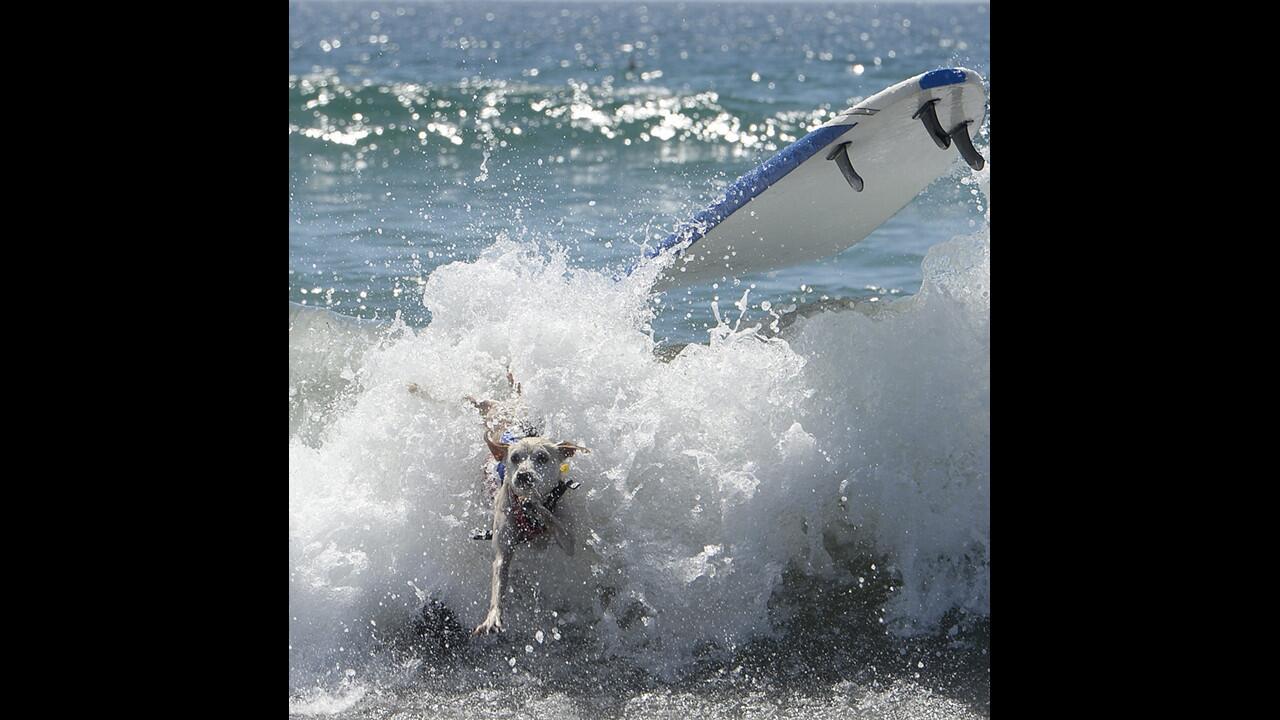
{"left": 290, "top": 203, "right": 989, "bottom": 686}
{"left": 288, "top": 679, "right": 369, "bottom": 716}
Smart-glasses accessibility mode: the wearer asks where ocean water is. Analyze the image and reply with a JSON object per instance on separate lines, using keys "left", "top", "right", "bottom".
{"left": 289, "top": 1, "right": 990, "bottom": 717}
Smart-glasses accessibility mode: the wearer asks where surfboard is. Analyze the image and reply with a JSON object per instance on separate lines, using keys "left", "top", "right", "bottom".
{"left": 645, "top": 68, "right": 987, "bottom": 288}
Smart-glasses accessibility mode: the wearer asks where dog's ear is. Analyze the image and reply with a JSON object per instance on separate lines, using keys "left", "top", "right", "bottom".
{"left": 555, "top": 442, "right": 589, "bottom": 459}
{"left": 486, "top": 431, "right": 510, "bottom": 461}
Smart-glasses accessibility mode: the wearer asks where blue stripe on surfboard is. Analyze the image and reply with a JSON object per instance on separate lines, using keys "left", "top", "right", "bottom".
{"left": 919, "top": 68, "right": 966, "bottom": 90}
{"left": 644, "top": 122, "right": 855, "bottom": 260}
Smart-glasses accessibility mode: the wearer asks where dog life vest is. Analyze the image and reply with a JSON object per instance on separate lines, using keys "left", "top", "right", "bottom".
{"left": 472, "top": 429, "right": 579, "bottom": 541}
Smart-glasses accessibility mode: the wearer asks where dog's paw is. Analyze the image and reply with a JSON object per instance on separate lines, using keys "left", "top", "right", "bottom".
{"left": 472, "top": 613, "right": 504, "bottom": 637}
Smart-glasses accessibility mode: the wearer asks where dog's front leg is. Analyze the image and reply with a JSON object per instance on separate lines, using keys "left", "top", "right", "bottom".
{"left": 475, "top": 491, "right": 514, "bottom": 636}
{"left": 474, "top": 541, "right": 512, "bottom": 635}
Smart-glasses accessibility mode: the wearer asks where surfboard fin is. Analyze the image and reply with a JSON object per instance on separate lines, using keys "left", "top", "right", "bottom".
{"left": 912, "top": 99, "right": 951, "bottom": 150}
{"left": 948, "top": 121, "right": 985, "bottom": 170}
{"left": 825, "top": 141, "right": 864, "bottom": 192}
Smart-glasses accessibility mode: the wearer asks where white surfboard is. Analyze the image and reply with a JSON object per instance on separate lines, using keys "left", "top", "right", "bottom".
{"left": 645, "top": 68, "right": 987, "bottom": 288}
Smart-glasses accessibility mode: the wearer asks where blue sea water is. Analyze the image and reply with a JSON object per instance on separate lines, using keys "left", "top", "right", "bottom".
{"left": 290, "top": 2, "right": 990, "bottom": 717}
{"left": 289, "top": 0, "right": 988, "bottom": 343}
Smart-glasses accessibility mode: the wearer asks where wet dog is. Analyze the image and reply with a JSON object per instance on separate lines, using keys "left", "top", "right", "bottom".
{"left": 466, "top": 372, "right": 587, "bottom": 636}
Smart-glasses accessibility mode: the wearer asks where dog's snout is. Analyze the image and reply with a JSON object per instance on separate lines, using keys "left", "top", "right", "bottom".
{"left": 514, "top": 470, "right": 535, "bottom": 485}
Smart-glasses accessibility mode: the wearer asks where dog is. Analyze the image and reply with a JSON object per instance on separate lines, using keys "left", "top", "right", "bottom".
{"left": 464, "top": 371, "right": 587, "bottom": 636}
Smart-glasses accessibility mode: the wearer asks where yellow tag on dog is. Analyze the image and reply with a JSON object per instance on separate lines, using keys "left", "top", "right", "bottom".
{"left": 560, "top": 463, "right": 570, "bottom": 474}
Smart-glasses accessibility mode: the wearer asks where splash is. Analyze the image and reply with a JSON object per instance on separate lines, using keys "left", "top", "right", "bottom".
{"left": 289, "top": 183, "right": 989, "bottom": 692}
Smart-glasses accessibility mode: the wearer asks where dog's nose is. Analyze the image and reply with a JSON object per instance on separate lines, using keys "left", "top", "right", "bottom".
{"left": 514, "top": 470, "right": 534, "bottom": 485}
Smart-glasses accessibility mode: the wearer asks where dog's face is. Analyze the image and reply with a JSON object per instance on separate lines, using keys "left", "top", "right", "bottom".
{"left": 487, "top": 433, "right": 586, "bottom": 500}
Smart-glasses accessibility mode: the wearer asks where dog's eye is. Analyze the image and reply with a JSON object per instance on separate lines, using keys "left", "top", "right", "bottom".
{"left": 510, "top": 453, "right": 523, "bottom": 464}
{"left": 535, "top": 452, "right": 549, "bottom": 464}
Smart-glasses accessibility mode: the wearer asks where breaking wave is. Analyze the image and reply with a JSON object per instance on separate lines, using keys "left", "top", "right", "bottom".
{"left": 288, "top": 172, "right": 989, "bottom": 699}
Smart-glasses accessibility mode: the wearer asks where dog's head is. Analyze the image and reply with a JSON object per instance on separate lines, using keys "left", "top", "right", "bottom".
{"left": 487, "top": 431, "right": 588, "bottom": 500}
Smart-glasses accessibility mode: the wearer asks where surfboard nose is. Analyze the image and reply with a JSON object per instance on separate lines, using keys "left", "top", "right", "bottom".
{"left": 643, "top": 68, "right": 987, "bottom": 289}
{"left": 918, "top": 67, "right": 969, "bottom": 89}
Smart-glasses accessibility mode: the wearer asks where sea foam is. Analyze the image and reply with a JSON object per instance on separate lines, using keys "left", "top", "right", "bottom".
{"left": 289, "top": 185, "right": 989, "bottom": 691}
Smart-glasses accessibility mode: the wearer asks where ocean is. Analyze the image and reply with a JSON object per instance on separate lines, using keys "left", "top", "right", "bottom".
{"left": 289, "top": 1, "right": 990, "bottom": 717}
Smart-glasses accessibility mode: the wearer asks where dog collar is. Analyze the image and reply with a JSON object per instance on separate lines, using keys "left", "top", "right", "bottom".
{"left": 470, "top": 480, "right": 580, "bottom": 542}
